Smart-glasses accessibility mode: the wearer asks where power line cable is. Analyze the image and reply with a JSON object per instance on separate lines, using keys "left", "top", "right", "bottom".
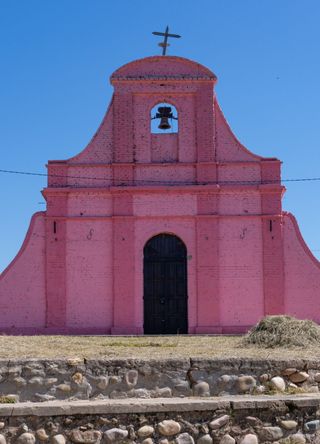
{"left": 1, "top": 168, "right": 320, "bottom": 186}
{"left": 1, "top": 170, "right": 320, "bottom": 256}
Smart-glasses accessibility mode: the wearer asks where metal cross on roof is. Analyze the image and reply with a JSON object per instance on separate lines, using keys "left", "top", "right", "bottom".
{"left": 152, "top": 26, "right": 181, "bottom": 56}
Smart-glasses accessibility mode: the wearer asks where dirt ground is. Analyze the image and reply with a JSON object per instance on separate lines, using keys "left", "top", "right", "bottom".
{"left": 0, "top": 335, "right": 318, "bottom": 360}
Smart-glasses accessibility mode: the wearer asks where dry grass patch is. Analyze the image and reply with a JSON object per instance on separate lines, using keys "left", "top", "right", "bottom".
{"left": 243, "top": 315, "right": 320, "bottom": 348}
{"left": 1, "top": 329, "right": 320, "bottom": 360}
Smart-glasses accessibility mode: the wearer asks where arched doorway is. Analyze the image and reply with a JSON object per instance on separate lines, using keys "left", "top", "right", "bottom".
{"left": 143, "top": 234, "right": 188, "bottom": 334}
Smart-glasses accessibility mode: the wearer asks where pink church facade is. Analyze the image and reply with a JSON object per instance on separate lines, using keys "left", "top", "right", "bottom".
{"left": 1, "top": 55, "right": 320, "bottom": 334}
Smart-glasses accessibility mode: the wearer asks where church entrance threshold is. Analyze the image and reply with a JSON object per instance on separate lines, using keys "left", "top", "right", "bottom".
{"left": 143, "top": 234, "right": 188, "bottom": 334}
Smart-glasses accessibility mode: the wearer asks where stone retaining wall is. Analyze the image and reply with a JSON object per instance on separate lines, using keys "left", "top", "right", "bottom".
{"left": 0, "top": 396, "right": 320, "bottom": 444}
{"left": 0, "top": 358, "right": 320, "bottom": 403}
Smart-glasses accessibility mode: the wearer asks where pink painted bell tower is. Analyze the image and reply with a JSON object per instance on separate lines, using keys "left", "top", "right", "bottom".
{"left": 1, "top": 55, "right": 320, "bottom": 334}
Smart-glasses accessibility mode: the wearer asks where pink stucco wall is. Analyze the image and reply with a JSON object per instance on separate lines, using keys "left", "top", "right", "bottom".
{"left": 283, "top": 212, "right": 320, "bottom": 321}
{"left": 66, "top": 219, "right": 113, "bottom": 330}
{"left": 0, "top": 212, "right": 46, "bottom": 331}
{"left": 219, "top": 217, "right": 264, "bottom": 328}
{"left": 1, "top": 55, "right": 320, "bottom": 334}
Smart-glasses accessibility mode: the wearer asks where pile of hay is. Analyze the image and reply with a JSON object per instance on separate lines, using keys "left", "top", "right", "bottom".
{"left": 243, "top": 315, "right": 320, "bottom": 348}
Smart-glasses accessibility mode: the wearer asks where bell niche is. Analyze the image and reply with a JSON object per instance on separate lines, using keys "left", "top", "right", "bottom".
{"left": 150, "top": 103, "right": 179, "bottom": 163}
{"left": 151, "top": 103, "right": 178, "bottom": 133}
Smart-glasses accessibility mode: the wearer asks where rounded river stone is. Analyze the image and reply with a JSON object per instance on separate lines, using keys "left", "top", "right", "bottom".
{"left": 158, "top": 420, "right": 181, "bottom": 436}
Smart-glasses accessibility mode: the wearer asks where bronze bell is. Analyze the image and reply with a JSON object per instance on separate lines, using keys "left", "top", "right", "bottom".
{"left": 159, "top": 117, "right": 171, "bottom": 130}
{"left": 156, "top": 106, "right": 173, "bottom": 130}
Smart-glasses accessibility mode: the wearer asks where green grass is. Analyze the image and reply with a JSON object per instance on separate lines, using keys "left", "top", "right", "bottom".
{"left": 0, "top": 396, "right": 16, "bottom": 404}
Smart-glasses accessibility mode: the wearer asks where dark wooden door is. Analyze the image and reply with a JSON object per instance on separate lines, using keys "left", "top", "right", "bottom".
{"left": 144, "top": 234, "right": 188, "bottom": 334}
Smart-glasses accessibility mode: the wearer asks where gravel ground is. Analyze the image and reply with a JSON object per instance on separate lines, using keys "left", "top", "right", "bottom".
{"left": 0, "top": 335, "right": 319, "bottom": 360}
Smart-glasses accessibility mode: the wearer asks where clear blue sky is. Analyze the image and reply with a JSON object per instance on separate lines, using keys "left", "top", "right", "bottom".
{"left": 1, "top": 0, "right": 320, "bottom": 271}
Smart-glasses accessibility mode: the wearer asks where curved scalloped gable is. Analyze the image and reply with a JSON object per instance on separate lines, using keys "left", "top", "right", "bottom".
{"left": 110, "top": 56, "right": 217, "bottom": 81}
